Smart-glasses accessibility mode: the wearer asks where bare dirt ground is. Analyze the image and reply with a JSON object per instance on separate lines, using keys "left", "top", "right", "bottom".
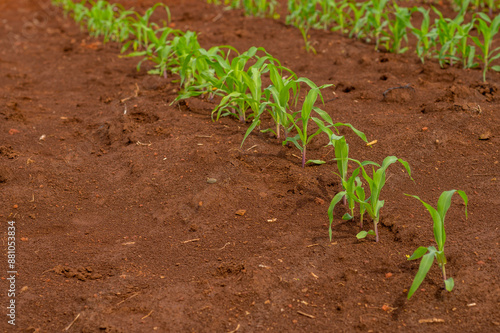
{"left": 0, "top": 0, "right": 499, "bottom": 332}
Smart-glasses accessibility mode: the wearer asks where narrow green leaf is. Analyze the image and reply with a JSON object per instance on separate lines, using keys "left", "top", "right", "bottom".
{"left": 328, "top": 191, "right": 346, "bottom": 241}
{"left": 306, "top": 160, "right": 326, "bottom": 165}
{"left": 407, "top": 251, "right": 435, "bottom": 299}
{"left": 408, "top": 246, "right": 429, "bottom": 260}
{"left": 333, "top": 122, "right": 368, "bottom": 142}
{"left": 342, "top": 213, "right": 353, "bottom": 220}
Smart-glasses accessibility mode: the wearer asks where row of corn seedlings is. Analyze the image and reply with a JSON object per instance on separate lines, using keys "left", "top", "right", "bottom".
{"left": 449, "top": 0, "right": 500, "bottom": 14}
{"left": 205, "top": 0, "right": 500, "bottom": 81}
{"left": 284, "top": 0, "right": 500, "bottom": 81}
{"left": 207, "top": 0, "right": 279, "bottom": 18}
{"left": 322, "top": 127, "right": 469, "bottom": 299}
{"left": 52, "top": 0, "right": 470, "bottom": 300}
{"left": 205, "top": 0, "right": 472, "bottom": 296}
{"left": 51, "top": 1, "right": 366, "bottom": 166}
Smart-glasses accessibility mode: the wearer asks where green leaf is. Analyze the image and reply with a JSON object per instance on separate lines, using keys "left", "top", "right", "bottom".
{"left": 356, "top": 230, "right": 375, "bottom": 239}
{"left": 444, "top": 277, "right": 454, "bottom": 292}
{"left": 314, "top": 108, "right": 334, "bottom": 125}
{"left": 328, "top": 191, "right": 346, "bottom": 241}
{"left": 405, "top": 193, "right": 443, "bottom": 247}
{"left": 306, "top": 160, "right": 326, "bottom": 165}
{"left": 342, "top": 213, "right": 353, "bottom": 220}
{"left": 407, "top": 251, "right": 435, "bottom": 299}
{"left": 456, "top": 190, "right": 468, "bottom": 218}
{"left": 283, "top": 135, "right": 303, "bottom": 152}
{"left": 241, "top": 118, "right": 261, "bottom": 148}
{"left": 408, "top": 246, "right": 429, "bottom": 260}
{"left": 398, "top": 158, "right": 413, "bottom": 180}
{"left": 332, "top": 122, "right": 368, "bottom": 142}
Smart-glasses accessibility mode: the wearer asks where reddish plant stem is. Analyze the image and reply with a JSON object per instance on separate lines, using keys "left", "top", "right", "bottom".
{"left": 302, "top": 145, "right": 306, "bottom": 168}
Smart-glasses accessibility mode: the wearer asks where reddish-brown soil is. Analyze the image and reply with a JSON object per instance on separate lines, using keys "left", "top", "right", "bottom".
{"left": 1, "top": 0, "right": 499, "bottom": 332}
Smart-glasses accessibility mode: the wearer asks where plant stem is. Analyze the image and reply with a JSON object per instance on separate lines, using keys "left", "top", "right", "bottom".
{"left": 302, "top": 145, "right": 306, "bottom": 168}
{"left": 441, "top": 264, "right": 447, "bottom": 283}
{"left": 374, "top": 216, "right": 379, "bottom": 242}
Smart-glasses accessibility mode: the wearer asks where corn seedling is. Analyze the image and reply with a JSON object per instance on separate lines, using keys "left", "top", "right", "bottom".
{"left": 125, "top": 26, "right": 182, "bottom": 77}
{"left": 324, "top": 0, "right": 351, "bottom": 34}
{"left": 216, "top": 64, "right": 269, "bottom": 127}
{"left": 70, "top": 1, "right": 91, "bottom": 26}
{"left": 165, "top": 31, "right": 203, "bottom": 77}
{"left": 455, "top": 19, "right": 478, "bottom": 69}
{"left": 313, "top": 118, "right": 367, "bottom": 192}
{"left": 259, "top": 64, "right": 300, "bottom": 141}
{"left": 85, "top": 1, "right": 134, "bottom": 43}
{"left": 431, "top": 6, "right": 467, "bottom": 67}
{"left": 206, "top": 47, "right": 277, "bottom": 122}
{"left": 178, "top": 46, "right": 227, "bottom": 92}
{"left": 52, "top": 0, "right": 78, "bottom": 16}
{"left": 365, "top": 0, "right": 389, "bottom": 49}
{"left": 331, "top": 156, "right": 412, "bottom": 242}
{"left": 286, "top": 0, "right": 321, "bottom": 53}
{"left": 121, "top": 3, "right": 170, "bottom": 53}
{"left": 405, "top": 190, "right": 468, "bottom": 299}
{"left": 283, "top": 80, "right": 333, "bottom": 167}
{"left": 383, "top": 4, "right": 413, "bottom": 53}
{"left": 348, "top": 1, "right": 369, "bottom": 39}
{"left": 327, "top": 168, "right": 367, "bottom": 240}
{"left": 177, "top": 46, "right": 238, "bottom": 100}
{"left": 411, "top": 7, "right": 435, "bottom": 63}
{"left": 241, "top": 0, "right": 280, "bottom": 18}
{"left": 471, "top": 12, "right": 500, "bottom": 82}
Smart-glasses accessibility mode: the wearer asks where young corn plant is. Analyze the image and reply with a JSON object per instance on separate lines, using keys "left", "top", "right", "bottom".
{"left": 383, "top": 4, "right": 413, "bottom": 53}
{"left": 215, "top": 64, "right": 269, "bottom": 129}
{"left": 431, "top": 6, "right": 467, "bottom": 67}
{"left": 124, "top": 26, "right": 182, "bottom": 77}
{"left": 286, "top": 0, "right": 321, "bottom": 53}
{"left": 318, "top": 0, "right": 334, "bottom": 30}
{"left": 411, "top": 7, "right": 435, "bottom": 63}
{"left": 177, "top": 46, "right": 239, "bottom": 101}
{"left": 348, "top": 1, "right": 369, "bottom": 40}
{"left": 365, "top": 0, "right": 389, "bottom": 49}
{"left": 329, "top": 156, "right": 412, "bottom": 242}
{"left": 52, "top": 0, "right": 78, "bottom": 16}
{"left": 327, "top": 168, "right": 367, "bottom": 240}
{"left": 178, "top": 46, "right": 231, "bottom": 94}
{"left": 471, "top": 12, "right": 500, "bottom": 82}
{"left": 283, "top": 80, "right": 333, "bottom": 167}
{"left": 241, "top": 0, "right": 280, "bottom": 18}
{"left": 260, "top": 63, "right": 300, "bottom": 141}
{"left": 164, "top": 31, "right": 202, "bottom": 77}
{"left": 313, "top": 120, "right": 367, "bottom": 197}
{"left": 121, "top": 3, "right": 171, "bottom": 53}
{"left": 455, "top": 19, "right": 478, "bottom": 69}
{"left": 209, "top": 47, "right": 277, "bottom": 122}
{"left": 74, "top": 2, "right": 91, "bottom": 26}
{"left": 331, "top": 1, "right": 352, "bottom": 34}
{"left": 405, "top": 190, "right": 468, "bottom": 299}
{"left": 85, "top": 1, "right": 135, "bottom": 43}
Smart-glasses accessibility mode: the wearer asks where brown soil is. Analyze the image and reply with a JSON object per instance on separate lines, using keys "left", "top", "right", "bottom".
{"left": 1, "top": 0, "right": 499, "bottom": 332}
